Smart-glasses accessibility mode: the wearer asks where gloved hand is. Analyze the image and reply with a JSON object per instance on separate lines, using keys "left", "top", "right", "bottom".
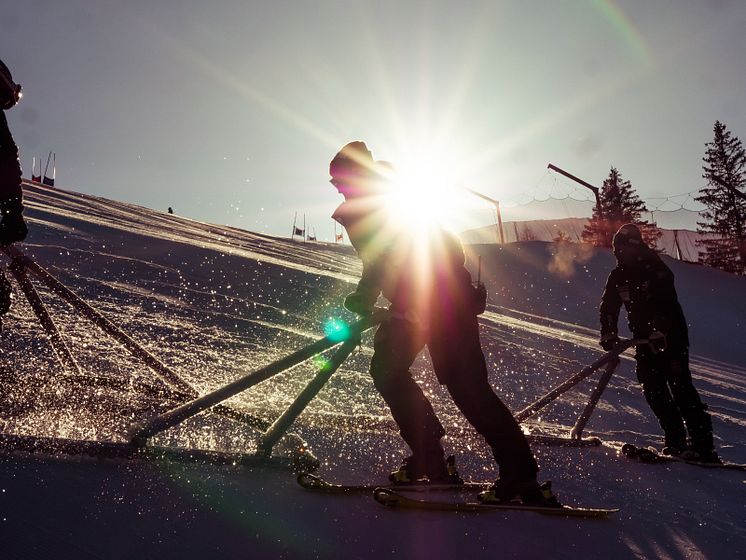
{"left": 600, "top": 332, "right": 620, "bottom": 351}
{"left": 343, "top": 291, "right": 373, "bottom": 316}
{"left": 471, "top": 282, "right": 487, "bottom": 315}
{"left": 648, "top": 330, "right": 667, "bottom": 353}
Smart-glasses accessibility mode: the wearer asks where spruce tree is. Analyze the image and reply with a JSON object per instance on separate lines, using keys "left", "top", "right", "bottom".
{"left": 582, "top": 167, "right": 658, "bottom": 248}
{"left": 695, "top": 120, "right": 746, "bottom": 274}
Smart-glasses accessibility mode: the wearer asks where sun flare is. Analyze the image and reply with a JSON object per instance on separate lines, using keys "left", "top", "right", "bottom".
{"left": 382, "top": 155, "right": 464, "bottom": 229}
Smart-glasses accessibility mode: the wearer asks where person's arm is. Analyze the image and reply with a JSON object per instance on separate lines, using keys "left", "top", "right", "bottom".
{"left": 333, "top": 204, "right": 384, "bottom": 315}
{"left": 599, "top": 270, "right": 622, "bottom": 349}
{"left": 0, "top": 111, "right": 26, "bottom": 246}
{"left": 344, "top": 254, "right": 383, "bottom": 315}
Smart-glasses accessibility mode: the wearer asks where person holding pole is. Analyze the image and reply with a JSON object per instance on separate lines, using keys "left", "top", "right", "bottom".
{"left": 328, "top": 141, "right": 559, "bottom": 506}
{"left": 599, "top": 223, "right": 718, "bottom": 462}
{"left": 0, "top": 60, "right": 26, "bottom": 247}
{"left": 0, "top": 59, "right": 28, "bottom": 330}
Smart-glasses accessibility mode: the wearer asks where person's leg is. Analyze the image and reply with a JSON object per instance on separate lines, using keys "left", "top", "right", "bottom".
{"left": 0, "top": 269, "right": 11, "bottom": 332}
{"left": 370, "top": 317, "right": 446, "bottom": 476}
{"left": 665, "top": 349, "right": 714, "bottom": 455}
{"left": 636, "top": 348, "right": 687, "bottom": 450}
{"left": 432, "top": 317, "right": 538, "bottom": 483}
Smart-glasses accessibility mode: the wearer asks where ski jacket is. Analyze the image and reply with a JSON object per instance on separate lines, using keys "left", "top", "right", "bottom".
{"left": 600, "top": 248, "right": 689, "bottom": 349}
{"left": 0, "top": 110, "right": 22, "bottom": 200}
{"left": 332, "top": 197, "right": 475, "bottom": 323}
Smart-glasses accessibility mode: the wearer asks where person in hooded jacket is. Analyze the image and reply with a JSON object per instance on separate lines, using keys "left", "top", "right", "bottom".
{"left": 328, "top": 141, "right": 559, "bottom": 505}
{"left": 600, "top": 223, "right": 718, "bottom": 462}
{"left": 0, "top": 59, "right": 28, "bottom": 330}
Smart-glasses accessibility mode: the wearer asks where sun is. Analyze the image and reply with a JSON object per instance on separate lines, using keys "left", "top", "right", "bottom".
{"left": 382, "top": 155, "right": 464, "bottom": 229}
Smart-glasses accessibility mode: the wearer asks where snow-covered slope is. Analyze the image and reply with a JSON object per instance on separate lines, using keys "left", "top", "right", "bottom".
{"left": 1, "top": 182, "right": 745, "bottom": 559}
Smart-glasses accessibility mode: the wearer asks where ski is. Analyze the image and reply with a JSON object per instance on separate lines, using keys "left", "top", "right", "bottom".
{"left": 297, "top": 472, "right": 489, "bottom": 495}
{"left": 621, "top": 443, "right": 746, "bottom": 471}
{"left": 372, "top": 488, "right": 618, "bottom": 518}
{"left": 0, "top": 432, "right": 316, "bottom": 472}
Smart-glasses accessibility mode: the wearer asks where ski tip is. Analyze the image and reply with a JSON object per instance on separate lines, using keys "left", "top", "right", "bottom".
{"left": 373, "top": 487, "right": 401, "bottom": 507}
{"left": 297, "top": 472, "right": 326, "bottom": 489}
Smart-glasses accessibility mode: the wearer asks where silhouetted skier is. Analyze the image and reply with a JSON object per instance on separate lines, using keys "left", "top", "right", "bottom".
{"left": 0, "top": 59, "right": 28, "bottom": 330}
{"left": 600, "top": 223, "right": 718, "bottom": 462}
{"left": 329, "top": 141, "right": 558, "bottom": 505}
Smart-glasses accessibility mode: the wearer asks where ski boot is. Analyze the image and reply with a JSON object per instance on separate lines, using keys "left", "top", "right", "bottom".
{"left": 478, "top": 479, "right": 561, "bottom": 507}
{"left": 680, "top": 448, "right": 721, "bottom": 464}
{"left": 660, "top": 445, "right": 684, "bottom": 457}
{"left": 389, "top": 454, "right": 463, "bottom": 485}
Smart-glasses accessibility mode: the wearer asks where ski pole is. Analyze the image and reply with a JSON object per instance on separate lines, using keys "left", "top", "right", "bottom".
{"left": 515, "top": 338, "right": 644, "bottom": 422}
{"left": 129, "top": 309, "right": 388, "bottom": 445}
{"left": 257, "top": 336, "right": 360, "bottom": 454}
{"left": 569, "top": 356, "right": 620, "bottom": 440}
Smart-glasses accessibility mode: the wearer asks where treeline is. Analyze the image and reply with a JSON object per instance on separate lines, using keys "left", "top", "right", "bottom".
{"left": 580, "top": 120, "right": 746, "bottom": 275}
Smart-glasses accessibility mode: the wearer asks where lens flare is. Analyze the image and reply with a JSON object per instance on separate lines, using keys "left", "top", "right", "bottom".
{"left": 324, "top": 317, "right": 350, "bottom": 342}
{"left": 382, "top": 156, "right": 465, "bottom": 230}
{"left": 312, "top": 354, "right": 331, "bottom": 370}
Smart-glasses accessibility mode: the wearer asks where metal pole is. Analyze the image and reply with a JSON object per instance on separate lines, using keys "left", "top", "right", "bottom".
{"left": 515, "top": 339, "right": 640, "bottom": 422}
{"left": 43, "top": 151, "right": 52, "bottom": 181}
{"left": 569, "top": 357, "right": 619, "bottom": 440}
{"left": 547, "top": 163, "right": 602, "bottom": 217}
{"left": 496, "top": 200, "right": 505, "bottom": 244}
{"left": 2, "top": 246, "right": 194, "bottom": 395}
{"left": 463, "top": 188, "right": 505, "bottom": 244}
{"left": 257, "top": 337, "right": 359, "bottom": 453}
{"left": 673, "top": 230, "right": 682, "bottom": 261}
{"left": 8, "top": 260, "right": 82, "bottom": 376}
{"left": 1, "top": 246, "right": 285, "bottom": 435}
{"left": 129, "top": 310, "right": 387, "bottom": 444}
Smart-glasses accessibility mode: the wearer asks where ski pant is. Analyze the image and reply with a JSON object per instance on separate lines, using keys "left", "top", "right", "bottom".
{"left": 635, "top": 345, "right": 713, "bottom": 452}
{"left": 0, "top": 269, "right": 11, "bottom": 313}
{"left": 369, "top": 314, "right": 539, "bottom": 483}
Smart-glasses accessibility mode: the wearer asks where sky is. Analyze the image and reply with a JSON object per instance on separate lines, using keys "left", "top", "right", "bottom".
{"left": 2, "top": 0, "right": 745, "bottom": 239}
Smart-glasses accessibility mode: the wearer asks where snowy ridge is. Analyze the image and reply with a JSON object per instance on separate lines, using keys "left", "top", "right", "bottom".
{"left": 460, "top": 216, "right": 718, "bottom": 263}
{"left": 1, "top": 182, "right": 745, "bottom": 559}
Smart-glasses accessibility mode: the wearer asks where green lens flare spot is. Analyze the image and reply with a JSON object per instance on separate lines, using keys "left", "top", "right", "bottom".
{"left": 312, "top": 355, "right": 330, "bottom": 370}
{"left": 324, "top": 317, "right": 350, "bottom": 342}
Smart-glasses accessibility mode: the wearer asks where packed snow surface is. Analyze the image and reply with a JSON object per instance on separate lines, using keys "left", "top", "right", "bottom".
{"left": 1, "top": 182, "right": 745, "bottom": 559}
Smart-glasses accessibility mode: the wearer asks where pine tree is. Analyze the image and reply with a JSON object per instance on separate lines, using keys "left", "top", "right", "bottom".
{"left": 695, "top": 120, "right": 746, "bottom": 274}
{"left": 581, "top": 167, "right": 659, "bottom": 248}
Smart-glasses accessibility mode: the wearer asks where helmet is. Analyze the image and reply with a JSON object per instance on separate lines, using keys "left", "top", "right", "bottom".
{"left": 612, "top": 223, "right": 643, "bottom": 249}
{"left": 0, "top": 59, "right": 23, "bottom": 110}
{"left": 329, "top": 141, "right": 374, "bottom": 181}
{"left": 612, "top": 223, "right": 646, "bottom": 265}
